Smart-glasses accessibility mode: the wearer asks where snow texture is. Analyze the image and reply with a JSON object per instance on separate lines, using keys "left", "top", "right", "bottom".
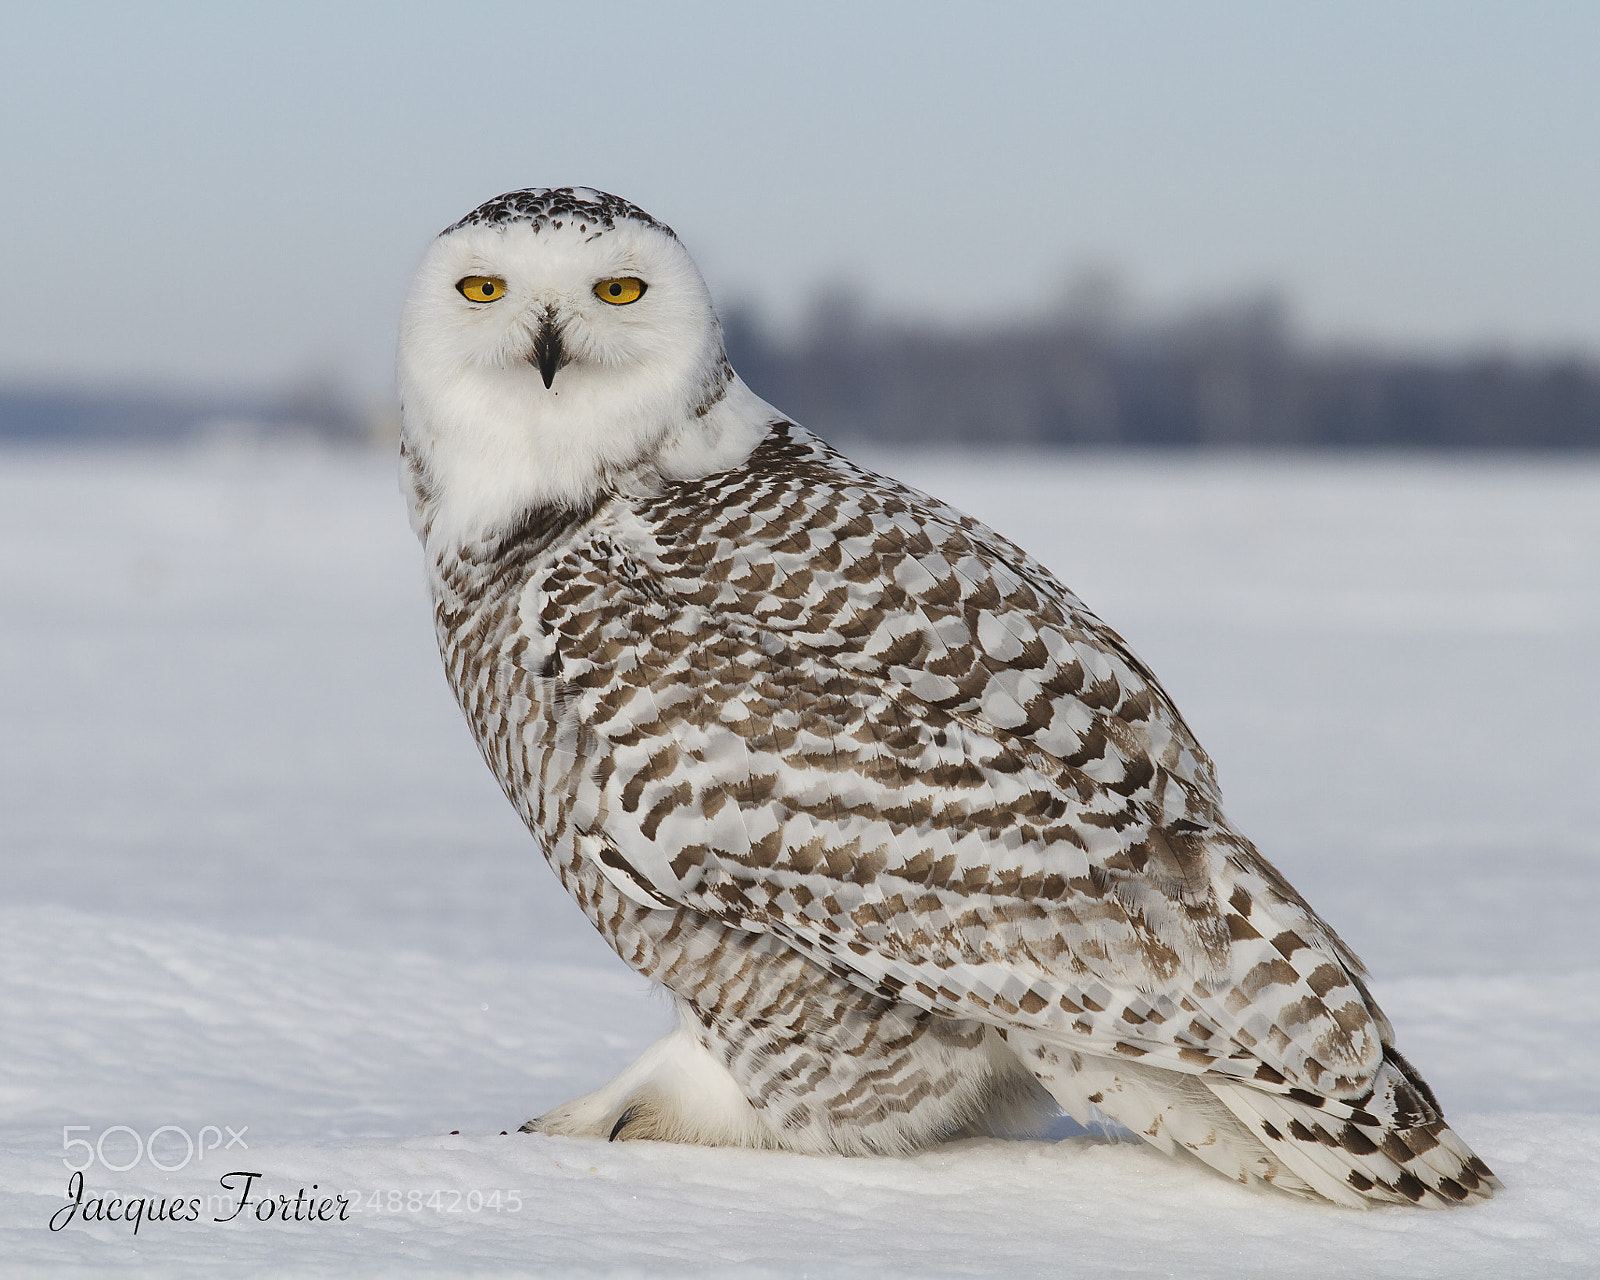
{"left": 1, "top": 444, "right": 1596, "bottom": 1276}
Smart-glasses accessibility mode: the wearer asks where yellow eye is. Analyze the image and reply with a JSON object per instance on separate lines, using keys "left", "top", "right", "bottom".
{"left": 594, "top": 277, "right": 646, "bottom": 305}
{"left": 456, "top": 276, "right": 506, "bottom": 303}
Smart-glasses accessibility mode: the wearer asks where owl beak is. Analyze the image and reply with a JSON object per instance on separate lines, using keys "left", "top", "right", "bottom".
{"left": 529, "top": 315, "right": 567, "bottom": 390}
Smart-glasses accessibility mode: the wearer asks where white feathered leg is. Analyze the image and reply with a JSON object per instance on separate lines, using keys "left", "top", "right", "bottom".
{"left": 523, "top": 1011, "right": 779, "bottom": 1147}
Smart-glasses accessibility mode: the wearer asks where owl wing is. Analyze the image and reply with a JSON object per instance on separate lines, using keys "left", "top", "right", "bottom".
{"left": 541, "top": 437, "right": 1388, "bottom": 1099}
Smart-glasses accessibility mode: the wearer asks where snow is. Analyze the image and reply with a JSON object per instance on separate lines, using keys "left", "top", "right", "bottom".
{"left": 1, "top": 443, "right": 1596, "bottom": 1276}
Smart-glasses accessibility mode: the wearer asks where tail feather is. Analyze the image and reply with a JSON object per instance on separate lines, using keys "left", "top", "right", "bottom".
{"left": 1010, "top": 1032, "right": 1499, "bottom": 1207}
{"left": 1206, "top": 1081, "right": 1408, "bottom": 1207}
{"left": 1011, "top": 1033, "right": 1316, "bottom": 1195}
{"left": 1207, "top": 1049, "right": 1499, "bottom": 1207}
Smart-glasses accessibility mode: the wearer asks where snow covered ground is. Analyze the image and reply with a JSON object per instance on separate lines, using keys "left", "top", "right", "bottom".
{"left": 1, "top": 443, "right": 1596, "bottom": 1276}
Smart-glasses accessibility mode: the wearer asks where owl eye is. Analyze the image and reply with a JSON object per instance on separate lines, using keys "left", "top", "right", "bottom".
{"left": 594, "top": 277, "right": 647, "bottom": 306}
{"left": 456, "top": 276, "right": 507, "bottom": 303}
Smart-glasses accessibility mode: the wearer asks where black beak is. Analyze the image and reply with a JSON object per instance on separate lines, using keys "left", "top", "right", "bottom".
{"left": 530, "top": 316, "right": 566, "bottom": 390}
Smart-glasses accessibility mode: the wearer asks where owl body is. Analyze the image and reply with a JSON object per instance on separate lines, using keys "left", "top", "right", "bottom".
{"left": 400, "top": 189, "right": 1497, "bottom": 1206}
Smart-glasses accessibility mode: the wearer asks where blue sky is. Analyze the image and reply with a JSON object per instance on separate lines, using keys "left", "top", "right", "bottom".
{"left": 3, "top": 1, "right": 1596, "bottom": 396}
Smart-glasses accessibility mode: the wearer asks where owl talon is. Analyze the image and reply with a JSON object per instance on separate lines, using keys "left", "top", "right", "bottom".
{"left": 607, "top": 1106, "right": 638, "bottom": 1141}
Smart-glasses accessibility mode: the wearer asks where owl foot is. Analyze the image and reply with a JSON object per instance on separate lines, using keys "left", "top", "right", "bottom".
{"left": 520, "top": 1018, "right": 777, "bottom": 1149}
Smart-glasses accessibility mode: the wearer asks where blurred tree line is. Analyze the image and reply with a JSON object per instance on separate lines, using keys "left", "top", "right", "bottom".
{"left": 724, "top": 289, "right": 1600, "bottom": 448}
{"left": 0, "top": 373, "right": 370, "bottom": 447}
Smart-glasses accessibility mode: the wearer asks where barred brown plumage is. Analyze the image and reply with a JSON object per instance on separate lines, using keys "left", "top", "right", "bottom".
{"left": 398, "top": 187, "right": 1499, "bottom": 1207}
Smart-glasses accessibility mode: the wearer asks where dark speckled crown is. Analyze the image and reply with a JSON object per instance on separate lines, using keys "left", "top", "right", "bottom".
{"left": 441, "top": 187, "right": 676, "bottom": 240}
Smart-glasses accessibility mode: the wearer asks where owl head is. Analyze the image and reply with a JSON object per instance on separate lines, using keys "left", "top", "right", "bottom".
{"left": 398, "top": 187, "right": 774, "bottom": 547}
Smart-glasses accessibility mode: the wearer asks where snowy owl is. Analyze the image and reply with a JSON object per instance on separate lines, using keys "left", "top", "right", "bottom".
{"left": 398, "top": 187, "right": 1497, "bottom": 1207}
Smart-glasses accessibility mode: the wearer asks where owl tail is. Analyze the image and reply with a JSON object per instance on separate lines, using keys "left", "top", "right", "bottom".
{"left": 1204, "top": 1047, "right": 1500, "bottom": 1208}
{"left": 1013, "top": 1034, "right": 1499, "bottom": 1206}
